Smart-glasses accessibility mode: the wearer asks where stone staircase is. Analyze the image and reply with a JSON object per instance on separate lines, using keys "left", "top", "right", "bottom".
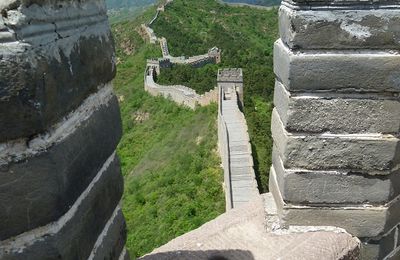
{"left": 220, "top": 86, "right": 259, "bottom": 209}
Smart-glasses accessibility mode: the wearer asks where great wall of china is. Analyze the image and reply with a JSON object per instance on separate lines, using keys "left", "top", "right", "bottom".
{"left": 1, "top": 0, "right": 399, "bottom": 258}
{"left": 141, "top": 0, "right": 223, "bottom": 109}
{"left": 141, "top": 0, "right": 400, "bottom": 259}
{"left": 141, "top": 0, "right": 259, "bottom": 209}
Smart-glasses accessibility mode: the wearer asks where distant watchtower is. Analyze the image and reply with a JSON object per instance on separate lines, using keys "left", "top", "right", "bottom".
{"left": 217, "top": 68, "right": 244, "bottom": 109}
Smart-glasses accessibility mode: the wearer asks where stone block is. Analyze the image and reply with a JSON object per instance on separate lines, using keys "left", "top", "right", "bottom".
{"left": 360, "top": 242, "right": 380, "bottom": 260}
{"left": 269, "top": 166, "right": 400, "bottom": 238}
{"left": 0, "top": 153, "right": 124, "bottom": 260}
{"left": 88, "top": 206, "right": 127, "bottom": 260}
{"left": 360, "top": 226, "right": 398, "bottom": 259}
{"left": 119, "top": 248, "right": 131, "bottom": 260}
{"left": 279, "top": 5, "right": 400, "bottom": 50}
{"left": 0, "top": 0, "right": 116, "bottom": 142}
{"left": 274, "top": 80, "right": 400, "bottom": 134}
{"left": 0, "top": 87, "right": 122, "bottom": 240}
{"left": 271, "top": 109, "right": 400, "bottom": 174}
{"left": 387, "top": 247, "right": 400, "bottom": 260}
{"left": 272, "top": 149, "right": 400, "bottom": 205}
{"left": 274, "top": 39, "right": 400, "bottom": 93}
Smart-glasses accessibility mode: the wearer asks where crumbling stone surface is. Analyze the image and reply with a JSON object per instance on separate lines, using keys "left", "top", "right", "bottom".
{"left": 0, "top": 0, "right": 116, "bottom": 142}
{"left": 140, "top": 195, "right": 361, "bottom": 260}
{"left": 272, "top": 149, "right": 400, "bottom": 205}
{"left": 0, "top": 0, "right": 129, "bottom": 258}
{"left": 0, "top": 154, "right": 124, "bottom": 260}
{"left": 271, "top": 1, "right": 400, "bottom": 258}
{"left": 279, "top": 6, "right": 400, "bottom": 50}
{"left": 274, "top": 39, "right": 400, "bottom": 93}
{"left": 274, "top": 81, "right": 400, "bottom": 134}
{"left": 0, "top": 88, "right": 121, "bottom": 240}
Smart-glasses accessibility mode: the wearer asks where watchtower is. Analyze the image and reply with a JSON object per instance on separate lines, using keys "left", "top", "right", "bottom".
{"left": 217, "top": 68, "right": 244, "bottom": 109}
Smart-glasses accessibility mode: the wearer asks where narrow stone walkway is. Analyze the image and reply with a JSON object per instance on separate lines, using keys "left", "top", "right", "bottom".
{"left": 220, "top": 88, "right": 258, "bottom": 209}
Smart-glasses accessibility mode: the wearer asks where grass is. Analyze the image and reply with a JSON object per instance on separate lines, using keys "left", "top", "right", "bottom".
{"left": 111, "top": 9, "right": 225, "bottom": 257}
{"left": 111, "top": 0, "right": 278, "bottom": 256}
{"left": 151, "top": 0, "right": 278, "bottom": 192}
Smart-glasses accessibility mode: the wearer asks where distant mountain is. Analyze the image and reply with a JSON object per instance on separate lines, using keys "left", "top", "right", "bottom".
{"left": 106, "top": 0, "right": 156, "bottom": 10}
{"left": 223, "top": 0, "right": 280, "bottom": 6}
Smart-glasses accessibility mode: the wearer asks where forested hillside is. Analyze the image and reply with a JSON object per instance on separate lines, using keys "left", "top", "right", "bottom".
{"left": 111, "top": 6, "right": 225, "bottom": 258}
{"left": 153, "top": 0, "right": 278, "bottom": 192}
{"left": 111, "top": 0, "right": 278, "bottom": 257}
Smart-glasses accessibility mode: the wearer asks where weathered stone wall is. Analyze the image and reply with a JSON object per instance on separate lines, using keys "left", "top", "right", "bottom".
{"left": 0, "top": 0, "right": 129, "bottom": 259}
{"left": 271, "top": 0, "right": 400, "bottom": 259}
{"left": 144, "top": 65, "right": 218, "bottom": 109}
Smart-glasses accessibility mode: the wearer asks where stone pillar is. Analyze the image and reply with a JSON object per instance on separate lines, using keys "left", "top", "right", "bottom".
{"left": 271, "top": 1, "right": 400, "bottom": 259}
{"left": 0, "top": 0, "right": 129, "bottom": 259}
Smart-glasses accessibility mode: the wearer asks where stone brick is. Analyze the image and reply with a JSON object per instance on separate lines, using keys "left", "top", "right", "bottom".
{"left": 119, "top": 248, "right": 131, "bottom": 260}
{"left": 272, "top": 149, "right": 400, "bottom": 205}
{"left": 0, "top": 0, "right": 116, "bottom": 142}
{"left": 274, "top": 80, "right": 400, "bottom": 134}
{"left": 0, "top": 153, "right": 124, "bottom": 260}
{"left": 360, "top": 243, "right": 380, "bottom": 260}
{"left": 88, "top": 206, "right": 127, "bottom": 260}
{"left": 270, "top": 166, "right": 400, "bottom": 238}
{"left": 0, "top": 89, "right": 122, "bottom": 240}
{"left": 360, "top": 227, "right": 398, "bottom": 259}
{"left": 271, "top": 109, "right": 400, "bottom": 174}
{"left": 279, "top": 5, "right": 400, "bottom": 50}
{"left": 386, "top": 247, "right": 400, "bottom": 260}
{"left": 274, "top": 39, "right": 400, "bottom": 93}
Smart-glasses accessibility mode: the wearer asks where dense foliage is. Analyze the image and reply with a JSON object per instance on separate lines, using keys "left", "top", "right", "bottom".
{"left": 111, "top": 7, "right": 225, "bottom": 257}
{"left": 152, "top": 0, "right": 278, "bottom": 192}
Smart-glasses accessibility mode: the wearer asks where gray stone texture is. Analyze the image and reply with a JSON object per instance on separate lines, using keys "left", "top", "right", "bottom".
{"left": 274, "top": 39, "right": 400, "bottom": 93}
{"left": 359, "top": 226, "right": 399, "bottom": 259}
{"left": 0, "top": 94, "right": 122, "bottom": 240}
{"left": 279, "top": 5, "right": 400, "bottom": 50}
{"left": 141, "top": 195, "right": 361, "bottom": 260}
{"left": 89, "top": 207, "right": 127, "bottom": 260}
{"left": 274, "top": 80, "right": 400, "bottom": 134}
{"left": 272, "top": 149, "right": 400, "bottom": 205}
{"left": 0, "top": 0, "right": 116, "bottom": 142}
{"left": 270, "top": 167, "right": 400, "bottom": 238}
{"left": 0, "top": 154, "right": 124, "bottom": 260}
{"left": 272, "top": 109, "right": 400, "bottom": 174}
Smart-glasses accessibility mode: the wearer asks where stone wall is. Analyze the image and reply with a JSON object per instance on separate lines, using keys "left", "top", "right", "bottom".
{"left": 144, "top": 66, "right": 218, "bottom": 109}
{"left": 217, "top": 69, "right": 259, "bottom": 210}
{"left": 271, "top": 0, "right": 400, "bottom": 259}
{"left": 0, "top": 0, "right": 129, "bottom": 259}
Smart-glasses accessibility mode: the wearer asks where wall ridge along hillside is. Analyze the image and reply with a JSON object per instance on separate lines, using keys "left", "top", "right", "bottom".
{"left": 141, "top": 0, "right": 222, "bottom": 108}
{"left": 140, "top": 0, "right": 259, "bottom": 209}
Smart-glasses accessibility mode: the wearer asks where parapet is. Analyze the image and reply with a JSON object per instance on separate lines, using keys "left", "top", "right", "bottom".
{"left": 217, "top": 68, "right": 243, "bottom": 83}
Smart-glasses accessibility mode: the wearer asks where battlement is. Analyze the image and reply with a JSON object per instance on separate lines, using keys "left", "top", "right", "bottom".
{"left": 217, "top": 68, "right": 243, "bottom": 83}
